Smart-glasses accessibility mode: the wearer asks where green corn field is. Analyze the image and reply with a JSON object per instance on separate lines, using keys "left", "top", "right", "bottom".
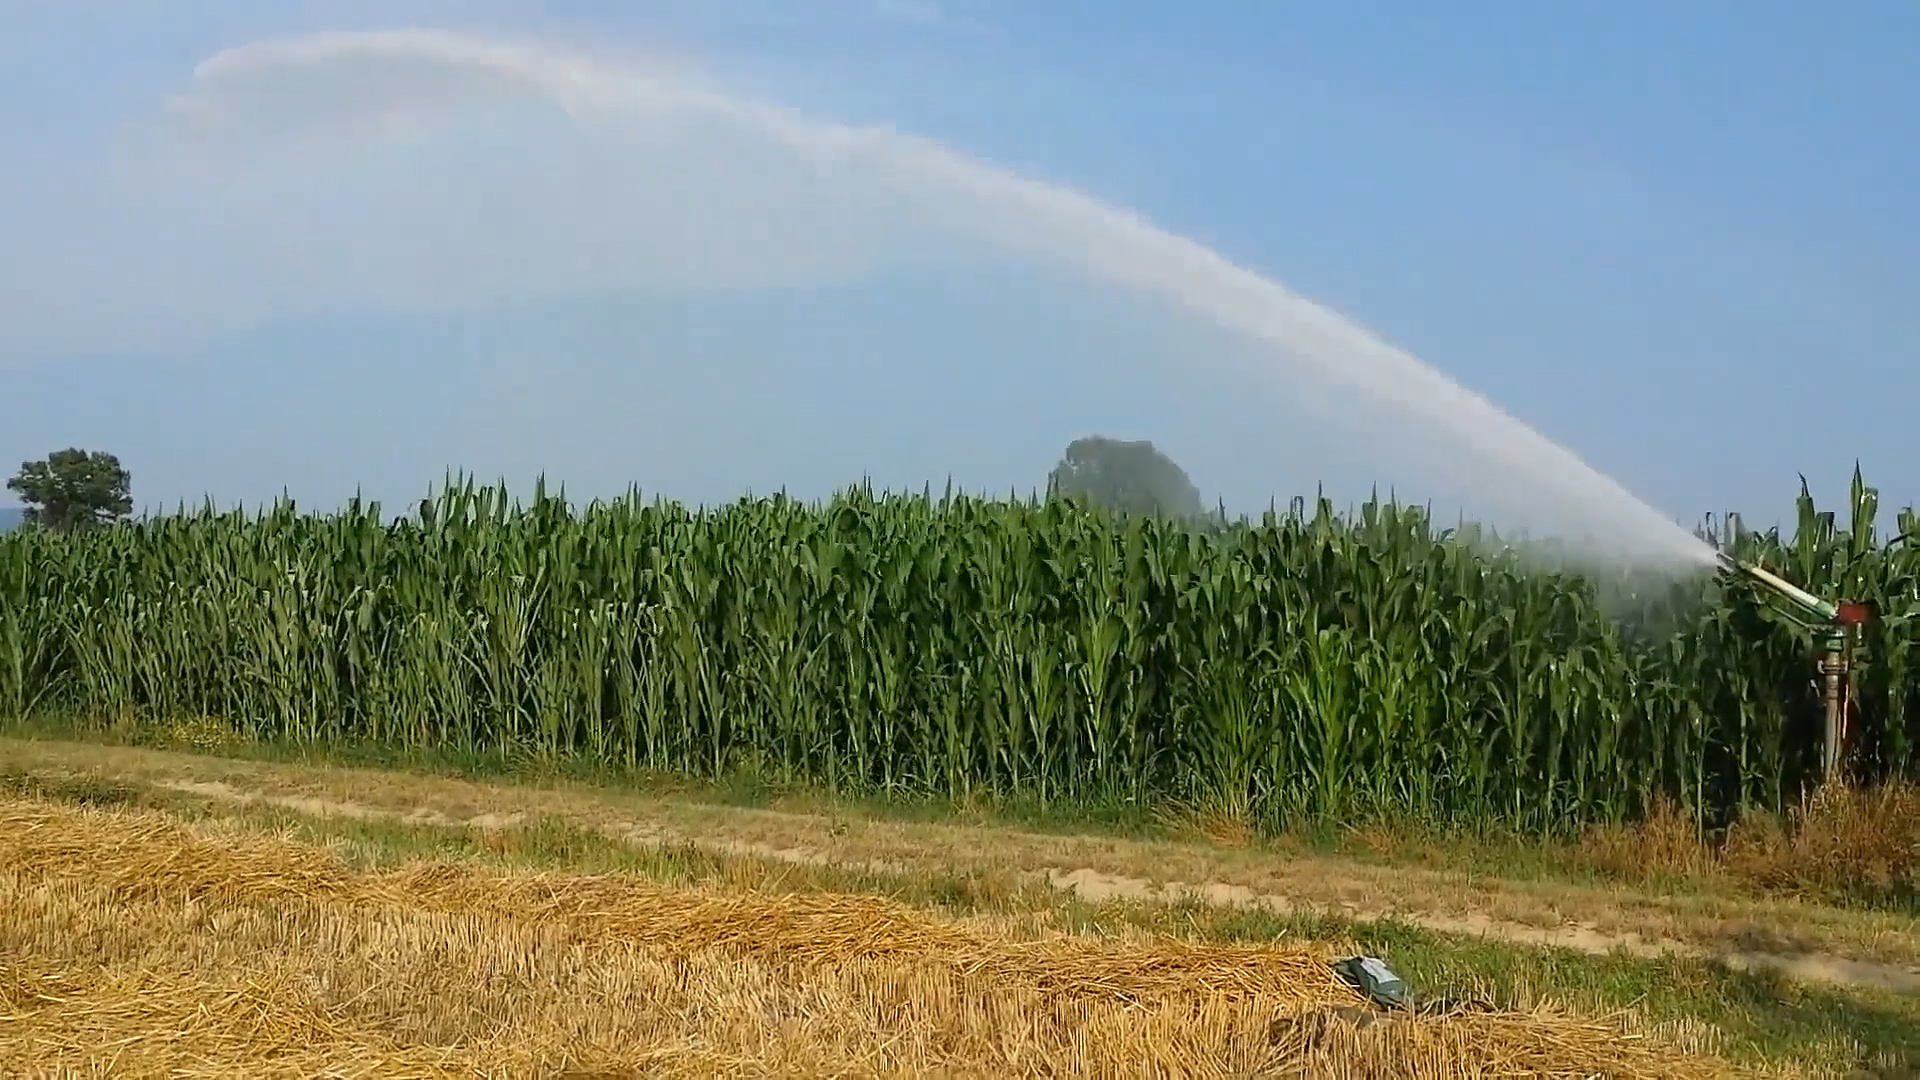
{"left": 0, "top": 468, "right": 1913, "bottom": 834}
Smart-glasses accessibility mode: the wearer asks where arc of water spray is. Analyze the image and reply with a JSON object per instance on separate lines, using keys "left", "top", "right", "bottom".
{"left": 170, "top": 29, "right": 1714, "bottom": 566}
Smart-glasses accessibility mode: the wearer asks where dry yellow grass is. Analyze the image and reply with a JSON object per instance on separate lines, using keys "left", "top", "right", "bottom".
{"left": 0, "top": 793, "right": 1743, "bottom": 1079}
{"left": 1576, "top": 782, "right": 1920, "bottom": 907}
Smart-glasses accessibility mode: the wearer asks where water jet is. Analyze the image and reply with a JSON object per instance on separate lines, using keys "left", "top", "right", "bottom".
{"left": 125, "top": 28, "right": 1713, "bottom": 568}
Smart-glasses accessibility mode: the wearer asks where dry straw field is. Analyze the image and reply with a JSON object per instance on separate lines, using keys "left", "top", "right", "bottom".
{"left": 2, "top": 788, "right": 1747, "bottom": 1079}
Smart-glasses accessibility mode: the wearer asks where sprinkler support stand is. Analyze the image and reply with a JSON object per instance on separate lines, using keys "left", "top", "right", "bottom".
{"left": 1715, "top": 553, "right": 1865, "bottom": 783}
{"left": 1817, "top": 650, "right": 1847, "bottom": 781}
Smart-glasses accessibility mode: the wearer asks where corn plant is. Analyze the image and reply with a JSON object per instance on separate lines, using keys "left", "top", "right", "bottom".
{"left": 1, "top": 468, "right": 1913, "bottom": 834}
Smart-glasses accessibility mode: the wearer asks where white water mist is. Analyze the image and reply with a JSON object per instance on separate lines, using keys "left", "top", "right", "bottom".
{"left": 120, "top": 29, "right": 1717, "bottom": 566}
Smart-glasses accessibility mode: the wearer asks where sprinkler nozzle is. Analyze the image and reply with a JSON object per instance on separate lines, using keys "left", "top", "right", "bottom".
{"left": 1718, "top": 554, "right": 1842, "bottom": 625}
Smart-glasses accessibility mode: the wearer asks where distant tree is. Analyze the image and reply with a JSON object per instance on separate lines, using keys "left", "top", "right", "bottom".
{"left": 1045, "top": 436, "right": 1205, "bottom": 520}
{"left": 6, "top": 448, "right": 133, "bottom": 531}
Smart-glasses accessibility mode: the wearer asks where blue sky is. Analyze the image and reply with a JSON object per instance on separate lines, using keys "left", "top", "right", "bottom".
{"left": 1, "top": 1, "right": 1914, "bottom": 541}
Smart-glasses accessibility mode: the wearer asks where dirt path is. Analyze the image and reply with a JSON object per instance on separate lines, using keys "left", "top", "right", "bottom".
{"left": 6, "top": 736, "right": 1917, "bottom": 996}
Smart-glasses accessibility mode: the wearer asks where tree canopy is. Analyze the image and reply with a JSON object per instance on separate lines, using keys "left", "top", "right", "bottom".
{"left": 1045, "top": 436, "right": 1204, "bottom": 520}
{"left": 6, "top": 448, "right": 133, "bottom": 531}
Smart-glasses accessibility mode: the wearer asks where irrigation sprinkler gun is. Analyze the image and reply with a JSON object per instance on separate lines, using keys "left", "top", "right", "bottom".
{"left": 1715, "top": 553, "right": 1872, "bottom": 781}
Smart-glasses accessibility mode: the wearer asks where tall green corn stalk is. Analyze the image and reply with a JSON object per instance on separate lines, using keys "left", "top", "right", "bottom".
{"left": 2, "top": 468, "right": 1914, "bottom": 833}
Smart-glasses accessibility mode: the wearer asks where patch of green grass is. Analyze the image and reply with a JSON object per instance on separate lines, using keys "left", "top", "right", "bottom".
{"left": 15, "top": 767, "right": 1915, "bottom": 1078}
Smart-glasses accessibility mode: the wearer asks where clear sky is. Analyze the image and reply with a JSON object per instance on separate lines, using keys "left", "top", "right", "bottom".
{"left": 2, "top": 0, "right": 1914, "bottom": 540}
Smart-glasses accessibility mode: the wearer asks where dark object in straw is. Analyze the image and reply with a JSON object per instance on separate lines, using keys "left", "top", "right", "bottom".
{"left": 1333, "top": 955, "right": 1413, "bottom": 1011}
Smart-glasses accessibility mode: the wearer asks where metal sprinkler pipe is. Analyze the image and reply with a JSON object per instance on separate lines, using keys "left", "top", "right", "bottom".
{"left": 1716, "top": 552, "right": 1841, "bottom": 624}
{"left": 1817, "top": 647, "right": 1849, "bottom": 782}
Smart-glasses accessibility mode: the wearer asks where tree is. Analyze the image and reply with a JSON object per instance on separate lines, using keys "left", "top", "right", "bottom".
{"left": 1045, "top": 435, "right": 1204, "bottom": 520}
{"left": 6, "top": 448, "right": 133, "bottom": 531}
